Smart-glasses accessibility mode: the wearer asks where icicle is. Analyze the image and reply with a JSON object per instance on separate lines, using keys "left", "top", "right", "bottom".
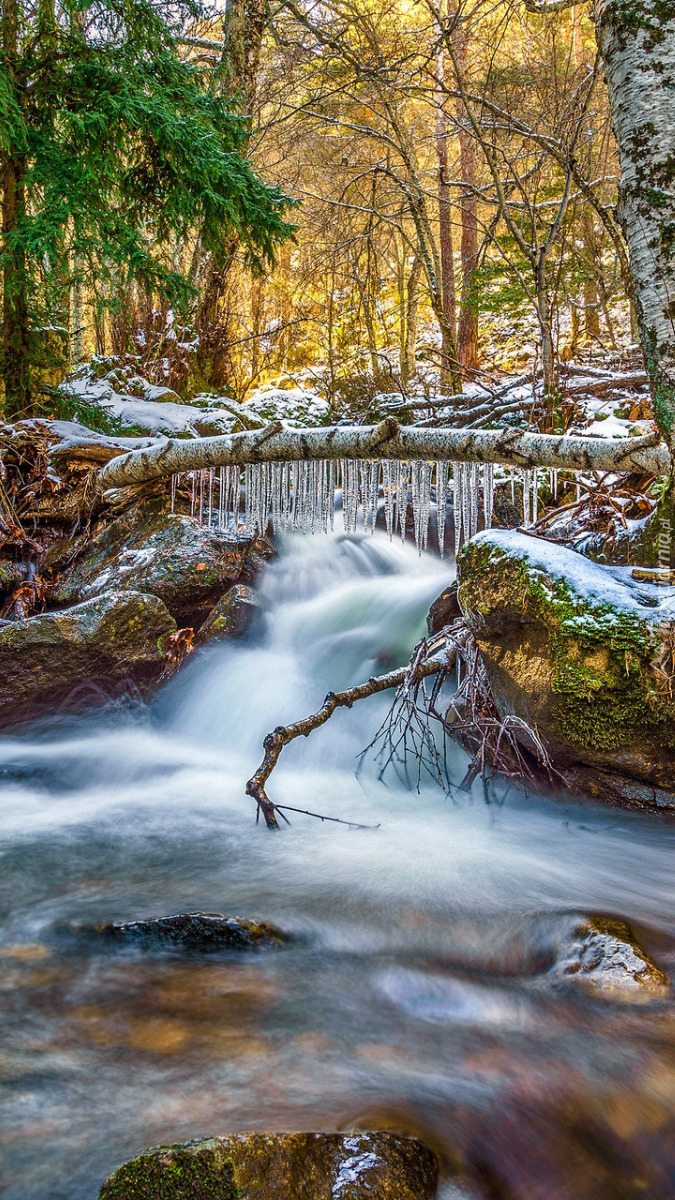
{"left": 453, "top": 462, "right": 463, "bottom": 551}
{"left": 207, "top": 468, "right": 214, "bottom": 526}
{"left": 342, "top": 459, "right": 359, "bottom": 534}
{"left": 396, "top": 461, "right": 409, "bottom": 543}
{"left": 436, "top": 461, "right": 448, "bottom": 556}
{"left": 190, "top": 472, "right": 195, "bottom": 517}
{"left": 532, "top": 467, "right": 539, "bottom": 525}
{"left": 483, "top": 462, "right": 494, "bottom": 531}
{"left": 510, "top": 469, "right": 516, "bottom": 505}
{"left": 171, "top": 474, "right": 177, "bottom": 514}
{"left": 522, "top": 468, "right": 531, "bottom": 527}
{"left": 360, "top": 461, "right": 379, "bottom": 533}
{"left": 382, "top": 461, "right": 395, "bottom": 540}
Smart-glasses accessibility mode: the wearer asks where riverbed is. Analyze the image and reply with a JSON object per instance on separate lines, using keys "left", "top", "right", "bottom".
{"left": 1, "top": 532, "right": 673, "bottom": 1198}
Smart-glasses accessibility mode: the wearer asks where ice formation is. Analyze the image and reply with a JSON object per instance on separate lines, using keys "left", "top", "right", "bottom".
{"left": 170, "top": 457, "right": 552, "bottom": 554}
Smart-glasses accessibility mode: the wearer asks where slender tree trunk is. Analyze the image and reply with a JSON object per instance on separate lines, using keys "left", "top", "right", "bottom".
{"left": 451, "top": 11, "right": 479, "bottom": 372}
{"left": 1, "top": 0, "right": 31, "bottom": 417}
{"left": 435, "top": 36, "right": 457, "bottom": 391}
{"left": 536, "top": 255, "right": 558, "bottom": 416}
{"left": 402, "top": 252, "right": 422, "bottom": 386}
{"left": 595, "top": 0, "right": 675, "bottom": 451}
{"left": 582, "top": 209, "right": 601, "bottom": 339}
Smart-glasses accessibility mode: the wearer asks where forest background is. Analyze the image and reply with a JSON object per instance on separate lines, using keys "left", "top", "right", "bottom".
{"left": 1, "top": 0, "right": 636, "bottom": 427}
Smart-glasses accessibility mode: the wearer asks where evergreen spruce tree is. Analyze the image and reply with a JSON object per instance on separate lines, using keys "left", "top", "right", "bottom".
{"left": 0, "top": 0, "right": 293, "bottom": 416}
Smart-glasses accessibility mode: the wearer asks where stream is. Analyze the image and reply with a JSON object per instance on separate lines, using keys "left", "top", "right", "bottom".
{"left": 1, "top": 532, "right": 674, "bottom": 1199}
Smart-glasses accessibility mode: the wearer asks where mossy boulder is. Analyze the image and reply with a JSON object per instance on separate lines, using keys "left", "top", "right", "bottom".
{"left": 98, "top": 1132, "right": 438, "bottom": 1200}
{"left": 53, "top": 500, "right": 260, "bottom": 627}
{"left": 0, "top": 589, "right": 175, "bottom": 728}
{"left": 457, "top": 530, "right": 675, "bottom": 809}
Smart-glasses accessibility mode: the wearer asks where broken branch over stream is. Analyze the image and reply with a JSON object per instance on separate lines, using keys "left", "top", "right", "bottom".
{"left": 99, "top": 417, "right": 671, "bottom": 489}
{"left": 246, "top": 652, "right": 450, "bottom": 828}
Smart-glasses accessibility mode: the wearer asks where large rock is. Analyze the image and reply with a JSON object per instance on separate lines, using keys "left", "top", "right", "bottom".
{"left": 98, "top": 1132, "right": 438, "bottom": 1200}
{"left": 457, "top": 530, "right": 675, "bottom": 808}
{"left": 53, "top": 500, "right": 259, "bottom": 627}
{"left": 0, "top": 590, "right": 175, "bottom": 728}
{"left": 549, "top": 914, "right": 668, "bottom": 998}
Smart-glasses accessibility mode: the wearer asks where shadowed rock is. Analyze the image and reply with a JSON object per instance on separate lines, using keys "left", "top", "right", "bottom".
{"left": 0, "top": 590, "right": 175, "bottom": 729}
{"left": 88, "top": 912, "right": 288, "bottom": 953}
{"left": 98, "top": 1131, "right": 438, "bottom": 1200}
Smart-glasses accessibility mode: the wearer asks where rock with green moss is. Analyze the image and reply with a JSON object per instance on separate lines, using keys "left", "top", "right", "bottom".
{"left": 98, "top": 1132, "right": 438, "bottom": 1200}
{"left": 0, "top": 590, "right": 175, "bottom": 728}
{"left": 53, "top": 499, "right": 262, "bottom": 627}
{"left": 457, "top": 530, "right": 675, "bottom": 809}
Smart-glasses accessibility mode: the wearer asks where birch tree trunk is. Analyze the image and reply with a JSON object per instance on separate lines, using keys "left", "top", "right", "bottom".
{"left": 98, "top": 418, "right": 670, "bottom": 489}
{"left": 594, "top": 0, "right": 675, "bottom": 450}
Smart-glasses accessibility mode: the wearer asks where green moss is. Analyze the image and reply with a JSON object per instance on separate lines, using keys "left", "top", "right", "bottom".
{"left": 100, "top": 1141, "right": 239, "bottom": 1200}
{"left": 460, "top": 539, "right": 675, "bottom": 754}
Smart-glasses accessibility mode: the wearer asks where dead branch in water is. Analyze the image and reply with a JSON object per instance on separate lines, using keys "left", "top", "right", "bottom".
{"left": 246, "top": 650, "right": 452, "bottom": 828}
{"left": 246, "top": 620, "right": 565, "bottom": 830}
{"left": 368, "top": 621, "right": 562, "bottom": 795}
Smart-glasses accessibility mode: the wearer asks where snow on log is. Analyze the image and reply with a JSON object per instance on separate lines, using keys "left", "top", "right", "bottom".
{"left": 98, "top": 417, "right": 671, "bottom": 489}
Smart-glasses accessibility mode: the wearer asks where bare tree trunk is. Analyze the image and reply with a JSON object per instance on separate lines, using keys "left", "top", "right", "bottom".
{"left": 435, "top": 32, "right": 457, "bottom": 391}
{"left": 451, "top": 10, "right": 479, "bottom": 372}
{"left": 1, "top": 0, "right": 31, "bottom": 418}
{"left": 402, "top": 252, "right": 422, "bottom": 386}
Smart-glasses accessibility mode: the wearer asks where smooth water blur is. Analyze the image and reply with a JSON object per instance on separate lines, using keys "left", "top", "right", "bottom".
{"left": 0, "top": 532, "right": 674, "bottom": 1200}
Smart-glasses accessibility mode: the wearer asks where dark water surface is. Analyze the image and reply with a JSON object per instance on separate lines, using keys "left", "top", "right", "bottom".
{"left": 1, "top": 534, "right": 674, "bottom": 1199}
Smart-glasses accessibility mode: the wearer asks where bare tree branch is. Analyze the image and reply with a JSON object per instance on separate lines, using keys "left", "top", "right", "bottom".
{"left": 246, "top": 654, "right": 451, "bottom": 828}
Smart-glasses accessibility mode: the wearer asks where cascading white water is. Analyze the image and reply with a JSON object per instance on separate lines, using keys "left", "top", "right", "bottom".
{"left": 0, "top": 531, "right": 673, "bottom": 1200}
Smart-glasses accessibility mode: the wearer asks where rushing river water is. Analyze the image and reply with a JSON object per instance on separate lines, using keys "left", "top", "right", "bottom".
{"left": 1, "top": 532, "right": 674, "bottom": 1200}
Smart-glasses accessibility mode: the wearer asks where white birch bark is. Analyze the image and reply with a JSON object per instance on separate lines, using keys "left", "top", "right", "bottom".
{"left": 594, "top": 1, "right": 675, "bottom": 450}
{"left": 98, "top": 418, "right": 670, "bottom": 489}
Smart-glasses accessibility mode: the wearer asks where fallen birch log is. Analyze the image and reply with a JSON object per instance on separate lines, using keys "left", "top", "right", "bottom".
{"left": 99, "top": 417, "right": 671, "bottom": 489}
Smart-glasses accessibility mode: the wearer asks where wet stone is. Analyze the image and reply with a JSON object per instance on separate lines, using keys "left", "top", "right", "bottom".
{"left": 86, "top": 912, "right": 289, "bottom": 953}
{"left": 98, "top": 1131, "right": 439, "bottom": 1200}
{"left": 551, "top": 914, "right": 669, "bottom": 998}
{"left": 199, "top": 583, "right": 261, "bottom": 644}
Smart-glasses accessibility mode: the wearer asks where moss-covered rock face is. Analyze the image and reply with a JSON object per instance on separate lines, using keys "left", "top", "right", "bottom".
{"left": 0, "top": 590, "right": 175, "bottom": 729}
{"left": 457, "top": 530, "right": 675, "bottom": 809}
{"left": 98, "top": 1132, "right": 438, "bottom": 1200}
{"left": 53, "top": 499, "right": 262, "bottom": 627}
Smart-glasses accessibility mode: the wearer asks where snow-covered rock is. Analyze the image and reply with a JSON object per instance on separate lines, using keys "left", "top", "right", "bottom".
{"left": 457, "top": 530, "right": 675, "bottom": 809}
{"left": 58, "top": 365, "right": 330, "bottom": 438}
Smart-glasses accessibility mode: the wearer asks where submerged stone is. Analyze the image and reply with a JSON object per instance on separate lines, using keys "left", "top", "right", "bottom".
{"left": 457, "top": 530, "right": 675, "bottom": 809}
{"left": 0, "top": 590, "right": 175, "bottom": 729}
{"left": 551, "top": 914, "right": 669, "bottom": 998}
{"left": 89, "top": 912, "right": 288, "bottom": 952}
{"left": 98, "top": 1131, "right": 438, "bottom": 1200}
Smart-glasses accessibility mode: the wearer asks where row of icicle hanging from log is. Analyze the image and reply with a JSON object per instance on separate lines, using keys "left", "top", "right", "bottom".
{"left": 170, "top": 459, "right": 569, "bottom": 554}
